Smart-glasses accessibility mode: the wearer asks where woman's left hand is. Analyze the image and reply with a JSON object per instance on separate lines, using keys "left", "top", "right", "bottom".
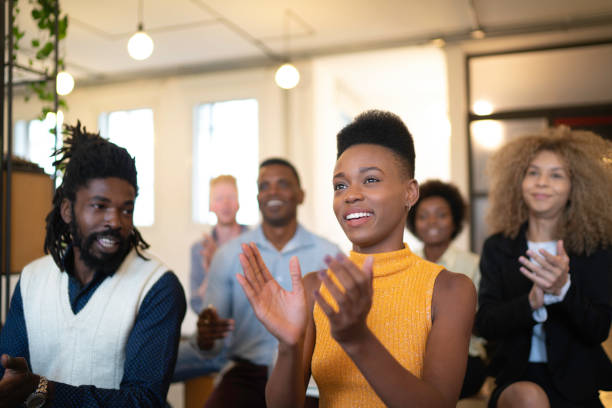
{"left": 519, "top": 240, "right": 570, "bottom": 295}
{"left": 314, "top": 253, "right": 374, "bottom": 346}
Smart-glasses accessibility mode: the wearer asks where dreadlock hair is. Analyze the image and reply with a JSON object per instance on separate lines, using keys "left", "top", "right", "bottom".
{"left": 336, "top": 110, "right": 416, "bottom": 179}
{"left": 44, "top": 121, "right": 150, "bottom": 270}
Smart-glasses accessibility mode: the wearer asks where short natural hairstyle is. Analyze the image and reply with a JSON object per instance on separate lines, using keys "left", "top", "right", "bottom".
{"left": 336, "top": 110, "right": 416, "bottom": 178}
{"left": 259, "top": 158, "right": 301, "bottom": 187}
{"left": 407, "top": 179, "right": 467, "bottom": 240}
{"left": 44, "top": 121, "right": 149, "bottom": 269}
{"left": 210, "top": 174, "right": 238, "bottom": 190}
{"left": 486, "top": 126, "right": 612, "bottom": 255}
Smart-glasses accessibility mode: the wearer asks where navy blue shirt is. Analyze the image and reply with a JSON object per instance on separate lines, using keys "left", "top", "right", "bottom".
{"left": 0, "top": 254, "right": 186, "bottom": 407}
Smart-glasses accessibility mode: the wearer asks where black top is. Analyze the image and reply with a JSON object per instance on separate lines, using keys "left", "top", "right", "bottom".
{"left": 475, "top": 224, "right": 612, "bottom": 402}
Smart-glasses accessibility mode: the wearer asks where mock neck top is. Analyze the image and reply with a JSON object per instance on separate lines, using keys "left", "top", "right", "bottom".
{"left": 311, "top": 244, "right": 443, "bottom": 407}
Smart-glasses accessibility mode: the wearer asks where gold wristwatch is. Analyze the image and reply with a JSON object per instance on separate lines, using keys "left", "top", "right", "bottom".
{"left": 24, "top": 376, "right": 48, "bottom": 408}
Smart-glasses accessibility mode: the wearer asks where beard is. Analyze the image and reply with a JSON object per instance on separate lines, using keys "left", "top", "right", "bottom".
{"left": 70, "top": 214, "right": 133, "bottom": 276}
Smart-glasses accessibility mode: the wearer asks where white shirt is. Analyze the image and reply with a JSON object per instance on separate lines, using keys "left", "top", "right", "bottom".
{"left": 527, "top": 240, "right": 571, "bottom": 363}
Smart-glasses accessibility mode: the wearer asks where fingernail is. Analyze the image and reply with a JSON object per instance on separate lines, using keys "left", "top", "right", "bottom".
{"left": 318, "top": 270, "right": 327, "bottom": 279}
{"left": 324, "top": 255, "right": 333, "bottom": 265}
{"left": 335, "top": 252, "right": 346, "bottom": 261}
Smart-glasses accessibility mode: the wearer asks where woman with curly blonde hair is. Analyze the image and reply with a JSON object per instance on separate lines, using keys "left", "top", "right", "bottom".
{"left": 475, "top": 126, "right": 612, "bottom": 408}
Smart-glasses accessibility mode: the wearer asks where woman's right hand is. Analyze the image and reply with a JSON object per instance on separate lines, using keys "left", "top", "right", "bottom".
{"left": 528, "top": 283, "right": 544, "bottom": 310}
{"left": 237, "top": 242, "right": 307, "bottom": 346}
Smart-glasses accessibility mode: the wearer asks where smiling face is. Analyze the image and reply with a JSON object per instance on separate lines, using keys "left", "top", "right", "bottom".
{"left": 333, "top": 144, "right": 418, "bottom": 254}
{"left": 414, "top": 196, "right": 455, "bottom": 247}
{"left": 257, "top": 164, "right": 304, "bottom": 227}
{"left": 521, "top": 150, "right": 571, "bottom": 221}
{"left": 61, "top": 177, "right": 136, "bottom": 275}
{"left": 210, "top": 182, "right": 239, "bottom": 226}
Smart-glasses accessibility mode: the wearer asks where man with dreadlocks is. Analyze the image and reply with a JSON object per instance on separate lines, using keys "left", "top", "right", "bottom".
{"left": 0, "top": 122, "right": 186, "bottom": 407}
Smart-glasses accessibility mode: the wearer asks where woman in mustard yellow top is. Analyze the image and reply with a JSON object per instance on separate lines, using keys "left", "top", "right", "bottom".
{"left": 237, "top": 110, "right": 476, "bottom": 407}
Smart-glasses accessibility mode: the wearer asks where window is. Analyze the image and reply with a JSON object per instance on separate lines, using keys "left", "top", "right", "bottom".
{"left": 193, "top": 99, "right": 259, "bottom": 225}
{"left": 14, "top": 114, "right": 63, "bottom": 176}
{"left": 99, "top": 108, "right": 155, "bottom": 227}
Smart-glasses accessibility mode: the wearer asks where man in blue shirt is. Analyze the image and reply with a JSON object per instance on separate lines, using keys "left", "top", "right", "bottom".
{"left": 195, "top": 158, "right": 340, "bottom": 408}
{"left": 0, "top": 122, "right": 185, "bottom": 407}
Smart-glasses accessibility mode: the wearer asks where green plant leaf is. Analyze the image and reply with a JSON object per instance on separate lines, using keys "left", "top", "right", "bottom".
{"left": 35, "top": 41, "right": 53, "bottom": 59}
{"left": 31, "top": 38, "right": 40, "bottom": 47}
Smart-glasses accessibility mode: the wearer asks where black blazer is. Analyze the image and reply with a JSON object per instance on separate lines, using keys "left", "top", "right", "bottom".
{"left": 475, "top": 225, "right": 612, "bottom": 402}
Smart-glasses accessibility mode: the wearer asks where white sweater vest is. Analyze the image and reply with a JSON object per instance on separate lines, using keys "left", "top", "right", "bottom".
{"left": 20, "top": 249, "right": 168, "bottom": 389}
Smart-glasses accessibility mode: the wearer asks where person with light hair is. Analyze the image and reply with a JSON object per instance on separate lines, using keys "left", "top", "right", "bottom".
{"left": 173, "top": 174, "right": 248, "bottom": 382}
{"left": 191, "top": 175, "right": 248, "bottom": 313}
{"left": 475, "top": 126, "right": 612, "bottom": 407}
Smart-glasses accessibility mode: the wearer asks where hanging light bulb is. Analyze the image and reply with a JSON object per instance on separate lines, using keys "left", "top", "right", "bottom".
{"left": 128, "top": 24, "right": 154, "bottom": 60}
{"left": 44, "top": 110, "right": 64, "bottom": 129}
{"left": 275, "top": 63, "right": 300, "bottom": 90}
{"left": 56, "top": 71, "right": 74, "bottom": 95}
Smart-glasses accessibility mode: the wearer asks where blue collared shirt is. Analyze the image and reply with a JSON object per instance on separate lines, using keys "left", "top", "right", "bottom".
{"left": 202, "top": 224, "right": 340, "bottom": 367}
{"left": 0, "top": 252, "right": 186, "bottom": 407}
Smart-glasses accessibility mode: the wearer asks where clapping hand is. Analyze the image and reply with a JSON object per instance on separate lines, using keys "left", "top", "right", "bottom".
{"left": 196, "top": 306, "right": 234, "bottom": 350}
{"left": 237, "top": 243, "right": 307, "bottom": 346}
{"left": 314, "top": 253, "right": 374, "bottom": 346}
{"left": 0, "top": 354, "right": 38, "bottom": 408}
{"left": 200, "top": 234, "right": 218, "bottom": 271}
{"left": 519, "top": 240, "right": 570, "bottom": 297}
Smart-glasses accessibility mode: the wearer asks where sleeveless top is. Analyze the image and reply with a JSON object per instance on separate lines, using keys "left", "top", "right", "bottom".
{"left": 20, "top": 249, "right": 168, "bottom": 389}
{"left": 311, "top": 244, "right": 443, "bottom": 407}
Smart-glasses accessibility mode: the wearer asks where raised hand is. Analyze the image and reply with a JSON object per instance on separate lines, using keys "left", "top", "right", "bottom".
{"left": 519, "top": 240, "right": 570, "bottom": 295}
{"left": 0, "top": 354, "right": 38, "bottom": 407}
{"left": 200, "top": 233, "right": 218, "bottom": 271}
{"left": 196, "top": 306, "right": 234, "bottom": 350}
{"left": 237, "top": 242, "right": 307, "bottom": 346}
{"left": 314, "top": 253, "right": 374, "bottom": 346}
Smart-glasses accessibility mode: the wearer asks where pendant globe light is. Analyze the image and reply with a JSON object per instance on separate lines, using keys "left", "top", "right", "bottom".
{"left": 127, "top": 0, "right": 154, "bottom": 60}
{"left": 275, "top": 63, "right": 300, "bottom": 90}
{"left": 275, "top": 10, "right": 299, "bottom": 90}
{"left": 56, "top": 71, "right": 74, "bottom": 95}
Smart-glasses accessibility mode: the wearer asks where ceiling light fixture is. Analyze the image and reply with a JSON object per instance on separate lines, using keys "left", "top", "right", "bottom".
{"left": 56, "top": 71, "right": 74, "bottom": 95}
{"left": 127, "top": 0, "right": 154, "bottom": 60}
{"left": 430, "top": 38, "right": 446, "bottom": 48}
{"left": 470, "top": 29, "right": 486, "bottom": 40}
{"left": 473, "top": 100, "right": 494, "bottom": 116}
{"left": 275, "top": 63, "right": 300, "bottom": 89}
{"left": 275, "top": 10, "right": 300, "bottom": 90}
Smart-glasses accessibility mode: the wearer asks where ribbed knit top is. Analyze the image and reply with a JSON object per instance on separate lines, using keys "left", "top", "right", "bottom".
{"left": 311, "top": 244, "right": 443, "bottom": 408}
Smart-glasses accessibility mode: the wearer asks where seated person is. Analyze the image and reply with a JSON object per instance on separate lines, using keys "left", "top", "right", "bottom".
{"left": 173, "top": 175, "right": 248, "bottom": 382}
{"left": 238, "top": 110, "right": 476, "bottom": 407}
{"left": 0, "top": 122, "right": 186, "bottom": 407}
{"left": 190, "top": 175, "right": 249, "bottom": 313}
{"left": 476, "top": 126, "right": 612, "bottom": 407}
{"left": 407, "top": 179, "right": 487, "bottom": 399}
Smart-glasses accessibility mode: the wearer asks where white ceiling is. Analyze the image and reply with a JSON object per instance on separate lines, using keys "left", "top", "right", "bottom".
{"left": 11, "top": 0, "right": 612, "bottom": 84}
